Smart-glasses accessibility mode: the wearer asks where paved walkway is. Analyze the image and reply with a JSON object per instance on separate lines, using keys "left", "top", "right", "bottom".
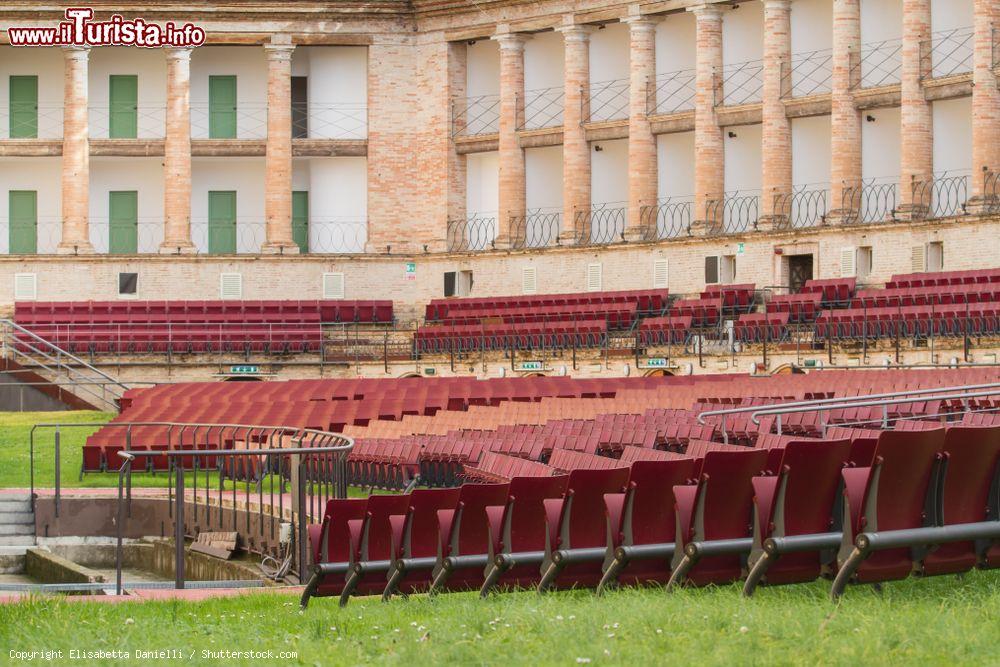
{"left": 0, "top": 585, "right": 304, "bottom": 604}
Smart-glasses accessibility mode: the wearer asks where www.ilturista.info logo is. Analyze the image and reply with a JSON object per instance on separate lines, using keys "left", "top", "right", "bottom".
{"left": 7, "top": 7, "right": 206, "bottom": 47}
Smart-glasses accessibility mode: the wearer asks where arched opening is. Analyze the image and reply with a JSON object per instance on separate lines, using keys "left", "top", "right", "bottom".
{"left": 397, "top": 372, "right": 423, "bottom": 379}
{"left": 643, "top": 369, "right": 675, "bottom": 377}
{"left": 771, "top": 364, "right": 804, "bottom": 375}
{"left": 222, "top": 376, "right": 263, "bottom": 382}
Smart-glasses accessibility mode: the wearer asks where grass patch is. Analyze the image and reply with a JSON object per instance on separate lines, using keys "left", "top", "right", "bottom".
{"left": 1, "top": 573, "right": 999, "bottom": 665}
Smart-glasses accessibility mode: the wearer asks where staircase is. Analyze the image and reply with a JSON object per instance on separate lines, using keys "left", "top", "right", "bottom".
{"left": 0, "top": 319, "right": 127, "bottom": 412}
{"left": 0, "top": 493, "right": 35, "bottom": 550}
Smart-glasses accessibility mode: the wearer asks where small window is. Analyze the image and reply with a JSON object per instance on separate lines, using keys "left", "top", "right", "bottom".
{"left": 522, "top": 266, "right": 537, "bottom": 294}
{"left": 586, "top": 263, "right": 602, "bottom": 292}
{"left": 444, "top": 270, "right": 473, "bottom": 297}
{"left": 856, "top": 246, "right": 873, "bottom": 279}
{"left": 926, "top": 241, "right": 943, "bottom": 272}
{"left": 705, "top": 255, "right": 735, "bottom": 284}
{"left": 323, "top": 272, "right": 345, "bottom": 299}
{"left": 118, "top": 272, "right": 138, "bottom": 297}
{"left": 220, "top": 272, "right": 242, "bottom": 299}
{"left": 13, "top": 273, "right": 36, "bottom": 300}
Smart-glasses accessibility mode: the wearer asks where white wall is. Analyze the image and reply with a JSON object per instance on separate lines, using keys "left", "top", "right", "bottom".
{"left": 656, "top": 12, "right": 696, "bottom": 74}
{"left": 591, "top": 138, "right": 628, "bottom": 206}
{"left": 930, "top": 0, "right": 974, "bottom": 76}
{"left": 590, "top": 22, "right": 630, "bottom": 83}
{"left": 88, "top": 48, "right": 167, "bottom": 139}
{"left": 657, "top": 131, "right": 696, "bottom": 199}
{"left": 466, "top": 151, "right": 499, "bottom": 215}
{"left": 791, "top": 115, "right": 832, "bottom": 188}
{"left": 524, "top": 31, "right": 563, "bottom": 91}
{"left": 190, "top": 47, "right": 268, "bottom": 139}
{"left": 190, "top": 157, "right": 266, "bottom": 252}
{"left": 723, "top": 123, "right": 762, "bottom": 193}
{"left": 87, "top": 158, "right": 164, "bottom": 253}
{"left": 294, "top": 46, "right": 367, "bottom": 139}
{"left": 525, "top": 145, "right": 563, "bottom": 211}
{"left": 722, "top": 2, "right": 764, "bottom": 65}
{"left": 861, "top": 107, "right": 902, "bottom": 181}
{"left": 791, "top": 0, "right": 833, "bottom": 54}
{"left": 306, "top": 157, "right": 368, "bottom": 252}
{"left": 932, "top": 97, "right": 972, "bottom": 174}
{"left": 0, "top": 157, "right": 62, "bottom": 253}
{"left": 931, "top": 0, "right": 972, "bottom": 32}
{"left": 466, "top": 40, "right": 500, "bottom": 98}
{"left": 861, "top": 0, "right": 903, "bottom": 43}
{"left": 0, "top": 46, "right": 63, "bottom": 139}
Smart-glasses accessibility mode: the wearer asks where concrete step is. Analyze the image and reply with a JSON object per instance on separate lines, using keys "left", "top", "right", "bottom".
{"left": 0, "top": 524, "right": 34, "bottom": 537}
{"left": 0, "top": 501, "right": 32, "bottom": 514}
{"left": 0, "top": 493, "right": 31, "bottom": 502}
{"left": 0, "top": 535, "right": 35, "bottom": 547}
{"left": 0, "top": 512, "right": 34, "bottom": 525}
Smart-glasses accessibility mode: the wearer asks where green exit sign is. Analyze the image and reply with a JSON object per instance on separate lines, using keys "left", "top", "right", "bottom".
{"left": 517, "top": 361, "right": 544, "bottom": 372}
{"left": 645, "top": 358, "right": 668, "bottom": 368}
{"left": 230, "top": 365, "right": 260, "bottom": 375}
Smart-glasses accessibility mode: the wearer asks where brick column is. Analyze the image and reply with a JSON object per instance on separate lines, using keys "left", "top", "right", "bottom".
{"left": 58, "top": 46, "right": 93, "bottom": 254}
{"left": 261, "top": 40, "right": 299, "bottom": 254}
{"left": 160, "top": 47, "right": 195, "bottom": 253}
{"left": 493, "top": 30, "right": 528, "bottom": 249}
{"left": 623, "top": 13, "right": 658, "bottom": 241}
{"left": 970, "top": 0, "right": 1000, "bottom": 205}
{"left": 558, "top": 22, "right": 592, "bottom": 243}
{"left": 759, "top": 0, "right": 792, "bottom": 229}
{"left": 689, "top": 4, "right": 724, "bottom": 233}
{"left": 898, "top": 0, "right": 933, "bottom": 214}
{"left": 827, "top": 0, "right": 862, "bottom": 224}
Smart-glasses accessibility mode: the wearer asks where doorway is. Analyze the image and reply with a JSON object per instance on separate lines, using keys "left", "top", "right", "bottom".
{"left": 788, "top": 254, "right": 814, "bottom": 293}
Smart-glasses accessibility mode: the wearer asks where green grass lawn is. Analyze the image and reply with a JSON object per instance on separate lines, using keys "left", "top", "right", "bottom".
{"left": 1, "top": 573, "right": 999, "bottom": 665}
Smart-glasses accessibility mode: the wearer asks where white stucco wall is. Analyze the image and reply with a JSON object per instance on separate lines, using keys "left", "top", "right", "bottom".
{"left": 466, "top": 39, "right": 500, "bottom": 98}
{"left": 88, "top": 47, "right": 167, "bottom": 139}
{"left": 591, "top": 138, "right": 628, "bottom": 206}
{"left": 860, "top": 0, "right": 903, "bottom": 87}
{"left": 293, "top": 46, "right": 368, "bottom": 139}
{"left": 0, "top": 46, "right": 64, "bottom": 139}
{"left": 190, "top": 47, "right": 268, "bottom": 139}
{"left": 931, "top": 0, "right": 972, "bottom": 32}
{"left": 466, "top": 151, "right": 499, "bottom": 216}
{"left": 656, "top": 11, "right": 696, "bottom": 74}
{"left": 723, "top": 123, "right": 763, "bottom": 193}
{"left": 589, "top": 23, "right": 630, "bottom": 122}
{"left": 932, "top": 97, "right": 972, "bottom": 174}
{"left": 525, "top": 145, "right": 563, "bottom": 212}
{"left": 657, "top": 131, "right": 696, "bottom": 200}
{"left": 861, "top": 107, "right": 902, "bottom": 181}
{"left": 305, "top": 156, "right": 368, "bottom": 252}
{"left": 87, "top": 157, "right": 165, "bottom": 253}
{"left": 0, "top": 157, "right": 62, "bottom": 253}
{"left": 524, "top": 31, "right": 565, "bottom": 129}
{"left": 930, "top": 0, "right": 974, "bottom": 77}
{"left": 722, "top": 1, "right": 764, "bottom": 65}
{"left": 791, "top": 0, "right": 833, "bottom": 54}
{"left": 791, "top": 114, "right": 832, "bottom": 188}
{"left": 190, "top": 157, "right": 266, "bottom": 252}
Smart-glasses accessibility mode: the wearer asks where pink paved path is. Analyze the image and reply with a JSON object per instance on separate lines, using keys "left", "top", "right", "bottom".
{"left": 0, "top": 586, "right": 304, "bottom": 605}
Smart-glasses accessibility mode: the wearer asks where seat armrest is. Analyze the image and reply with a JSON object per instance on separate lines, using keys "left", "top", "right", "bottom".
{"left": 346, "top": 518, "right": 365, "bottom": 563}
{"left": 437, "top": 508, "right": 457, "bottom": 555}
{"left": 673, "top": 484, "right": 699, "bottom": 542}
{"left": 841, "top": 466, "right": 874, "bottom": 532}
{"left": 388, "top": 513, "right": 408, "bottom": 560}
{"left": 485, "top": 504, "right": 507, "bottom": 554}
{"left": 751, "top": 475, "right": 780, "bottom": 540}
{"left": 543, "top": 498, "right": 566, "bottom": 549}
{"left": 603, "top": 492, "right": 628, "bottom": 547}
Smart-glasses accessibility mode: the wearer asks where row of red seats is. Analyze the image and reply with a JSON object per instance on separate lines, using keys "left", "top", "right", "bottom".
{"left": 766, "top": 292, "right": 823, "bottom": 323}
{"left": 814, "top": 304, "right": 1000, "bottom": 340}
{"left": 801, "top": 277, "right": 857, "bottom": 306}
{"left": 19, "top": 326, "right": 322, "bottom": 355}
{"left": 435, "top": 303, "right": 637, "bottom": 329}
{"left": 733, "top": 312, "right": 790, "bottom": 344}
{"left": 887, "top": 268, "right": 1000, "bottom": 289}
{"left": 414, "top": 319, "right": 607, "bottom": 354}
{"left": 425, "top": 289, "right": 668, "bottom": 321}
{"left": 850, "top": 283, "right": 1000, "bottom": 309}
{"left": 636, "top": 315, "right": 692, "bottom": 346}
{"left": 700, "top": 283, "right": 756, "bottom": 311}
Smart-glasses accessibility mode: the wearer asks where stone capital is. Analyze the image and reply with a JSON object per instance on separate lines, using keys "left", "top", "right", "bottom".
{"left": 264, "top": 43, "right": 296, "bottom": 61}
{"left": 62, "top": 44, "right": 90, "bottom": 60}
{"left": 492, "top": 30, "right": 529, "bottom": 51}
{"left": 687, "top": 4, "right": 724, "bottom": 20}
{"left": 763, "top": 0, "right": 792, "bottom": 12}
{"left": 557, "top": 20, "right": 594, "bottom": 42}
{"left": 164, "top": 46, "right": 194, "bottom": 63}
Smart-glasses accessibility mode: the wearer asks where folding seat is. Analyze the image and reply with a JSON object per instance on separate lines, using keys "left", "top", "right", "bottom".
{"left": 300, "top": 498, "right": 371, "bottom": 606}
{"left": 665, "top": 449, "right": 770, "bottom": 589}
{"left": 81, "top": 444, "right": 104, "bottom": 475}
{"left": 829, "top": 428, "right": 946, "bottom": 598}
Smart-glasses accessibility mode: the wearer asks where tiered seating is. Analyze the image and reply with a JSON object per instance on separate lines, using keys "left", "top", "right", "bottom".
{"left": 701, "top": 283, "right": 756, "bottom": 313}
{"left": 667, "top": 298, "right": 721, "bottom": 327}
{"left": 886, "top": 268, "right": 1000, "bottom": 289}
{"left": 815, "top": 303, "right": 999, "bottom": 340}
{"left": 636, "top": 315, "right": 692, "bottom": 346}
{"left": 424, "top": 289, "right": 668, "bottom": 322}
{"left": 766, "top": 292, "right": 823, "bottom": 323}
{"left": 414, "top": 319, "right": 607, "bottom": 354}
{"left": 14, "top": 299, "right": 393, "bottom": 356}
{"left": 734, "top": 312, "right": 790, "bottom": 344}
{"left": 801, "top": 277, "right": 856, "bottom": 307}
{"left": 850, "top": 284, "right": 1000, "bottom": 309}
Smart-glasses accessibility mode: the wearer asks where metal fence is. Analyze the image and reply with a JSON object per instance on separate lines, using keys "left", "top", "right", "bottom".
{"left": 520, "top": 86, "right": 564, "bottom": 129}
{"left": 189, "top": 103, "right": 268, "bottom": 139}
{"left": 909, "top": 172, "right": 970, "bottom": 220}
{"left": 447, "top": 214, "right": 497, "bottom": 251}
{"left": 921, "top": 27, "right": 974, "bottom": 79}
{"left": 510, "top": 210, "right": 561, "bottom": 249}
{"left": 589, "top": 78, "right": 630, "bottom": 122}
{"left": 649, "top": 69, "right": 697, "bottom": 115}
{"left": 853, "top": 38, "right": 903, "bottom": 89}
{"left": 705, "top": 192, "right": 760, "bottom": 235}
{"left": 291, "top": 103, "right": 367, "bottom": 140}
{"left": 0, "top": 104, "right": 64, "bottom": 139}
{"left": 717, "top": 60, "right": 764, "bottom": 106}
{"left": 573, "top": 203, "right": 627, "bottom": 246}
{"left": 452, "top": 94, "right": 501, "bottom": 137}
{"left": 639, "top": 198, "right": 692, "bottom": 240}
{"left": 772, "top": 187, "right": 829, "bottom": 229}
{"left": 87, "top": 104, "right": 166, "bottom": 139}
{"left": 840, "top": 180, "right": 899, "bottom": 224}
{"left": 782, "top": 48, "right": 833, "bottom": 98}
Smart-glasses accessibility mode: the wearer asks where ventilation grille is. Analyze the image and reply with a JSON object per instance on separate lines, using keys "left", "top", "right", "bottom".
{"left": 522, "top": 267, "right": 537, "bottom": 295}
{"left": 652, "top": 258, "right": 668, "bottom": 289}
{"left": 13, "top": 273, "right": 36, "bottom": 301}
{"left": 219, "top": 273, "right": 242, "bottom": 300}
{"left": 840, "top": 247, "right": 856, "bottom": 278}
{"left": 323, "top": 272, "right": 345, "bottom": 299}
{"left": 586, "top": 263, "right": 602, "bottom": 292}
{"left": 910, "top": 245, "right": 926, "bottom": 273}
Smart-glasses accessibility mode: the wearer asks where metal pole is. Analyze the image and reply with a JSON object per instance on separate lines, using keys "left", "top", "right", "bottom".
{"left": 115, "top": 455, "right": 133, "bottom": 597}
{"left": 175, "top": 462, "right": 185, "bottom": 590}
{"left": 54, "top": 428, "right": 60, "bottom": 518}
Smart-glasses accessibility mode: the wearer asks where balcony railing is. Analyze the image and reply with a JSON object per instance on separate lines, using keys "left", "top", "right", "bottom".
{"left": 452, "top": 94, "right": 500, "bottom": 137}
{"left": 446, "top": 214, "right": 497, "bottom": 251}
{"left": 303, "top": 220, "right": 367, "bottom": 253}
{"left": 705, "top": 192, "right": 760, "bottom": 235}
{"left": 88, "top": 219, "right": 165, "bottom": 254}
{"left": 773, "top": 186, "right": 829, "bottom": 229}
{"left": 521, "top": 86, "right": 564, "bottom": 130}
{"left": 853, "top": 37, "right": 903, "bottom": 89}
{"left": 509, "top": 209, "right": 561, "bottom": 249}
{"left": 0, "top": 104, "right": 64, "bottom": 140}
{"left": 922, "top": 27, "right": 974, "bottom": 80}
{"left": 717, "top": 59, "right": 764, "bottom": 107}
{"left": 782, "top": 48, "right": 833, "bottom": 98}
{"left": 648, "top": 69, "right": 696, "bottom": 115}
{"left": 88, "top": 104, "right": 166, "bottom": 139}
{"left": 0, "top": 218, "right": 62, "bottom": 254}
{"left": 639, "top": 198, "right": 692, "bottom": 240}
{"left": 291, "top": 103, "right": 367, "bottom": 140}
{"left": 840, "top": 179, "right": 899, "bottom": 224}
{"left": 190, "top": 103, "right": 267, "bottom": 139}
{"left": 909, "top": 172, "right": 970, "bottom": 220}
{"left": 589, "top": 78, "right": 630, "bottom": 123}
{"left": 573, "top": 203, "right": 627, "bottom": 246}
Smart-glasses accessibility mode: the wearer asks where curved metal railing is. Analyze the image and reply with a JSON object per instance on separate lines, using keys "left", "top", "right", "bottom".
{"left": 773, "top": 186, "right": 829, "bottom": 229}
{"left": 705, "top": 192, "right": 760, "bottom": 235}
{"left": 573, "top": 203, "right": 627, "bottom": 246}
{"left": 639, "top": 198, "right": 692, "bottom": 240}
{"left": 510, "top": 210, "right": 561, "bottom": 249}
{"left": 447, "top": 214, "right": 497, "bottom": 252}
{"left": 649, "top": 68, "right": 697, "bottom": 115}
{"left": 840, "top": 179, "right": 898, "bottom": 224}
{"left": 909, "top": 172, "right": 970, "bottom": 220}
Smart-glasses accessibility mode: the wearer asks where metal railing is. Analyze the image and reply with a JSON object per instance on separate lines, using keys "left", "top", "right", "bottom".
{"left": 0, "top": 104, "right": 64, "bottom": 139}
{"left": 87, "top": 104, "right": 166, "bottom": 139}
{"left": 921, "top": 27, "right": 974, "bottom": 79}
{"left": 291, "top": 103, "right": 367, "bottom": 140}
{"left": 717, "top": 60, "right": 764, "bottom": 106}
{"left": 88, "top": 219, "right": 166, "bottom": 254}
{"left": 589, "top": 78, "right": 630, "bottom": 123}
{"left": 909, "top": 172, "right": 970, "bottom": 220}
{"left": 772, "top": 186, "right": 829, "bottom": 229}
{"left": 649, "top": 69, "right": 697, "bottom": 115}
{"left": 781, "top": 48, "right": 833, "bottom": 98}
{"left": 2, "top": 319, "right": 128, "bottom": 412}
{"left": 853, "top": 37, "right": 903, "bottom": 89}
{"left": 190, "top": 103, "right": 268, "bottom": 139}
{"left": 452, "top": 94, "right": 501, "bottom": 137}
{"left": 0, "top": 218, "right": 62, "bottom": 254}
{"left": 705, "top": 192, "right": 760, "bottom": 235}
{"left": 520, "top": 86, "right": 564, "bottom": 129}
{"left": 639, "top": 198, "right": 692, "bottom": 240}
{"left": 840, "top": 179, "right": 899, "bottom": 224}
{"left": 509, "top": 210, "right": 561, "bottom": 249}
{"left": 573, "top": 203, "right": 627, "bottom": 246}
{"left": 983, "top": 169, "right": 1000, "bottom": 214}
{"left": 446, "top": 214, "right": 497, "bottom": 251}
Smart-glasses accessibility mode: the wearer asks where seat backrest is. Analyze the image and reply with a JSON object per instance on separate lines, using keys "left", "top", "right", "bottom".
{"left": 319, "top": 498, "right": 368, "bottom": 563}
{"left": 868, "top": 428, "right": 946, "bottom": 532}
{"left": 939, "top": 425, "right": 1000, "bottom": 526}
{"left": 700, "top": 449, "right": 770, "bottom": 542}
{"left": 361, "top": 494, "right": 413, "bottom": 560}
{"left": 559, "top": 467, "right": 631, "bottom": 548}
{"left": 506, "top": 475, "right": 570, "bottom": 552}
{"left": 626, "top": 459, "right": 700, "bottom": 545}
{"left": 778, "top": 438, "right": 852, "bottom": 536}
{"left": 453, "top": 482, "right": 511, "bottom": 554}
{"left": 405, "top": 488, "right": 462, "bottom": 557}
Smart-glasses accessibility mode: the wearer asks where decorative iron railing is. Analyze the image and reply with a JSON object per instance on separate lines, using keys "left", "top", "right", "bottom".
{"left": 88, "top": 219, "right": 166, "bottom": 254}
{"left": 520, "top": 86, "right": 564, "bottom": 129}
{"left": 452, "top": 94, "right": 501, "bottom": 137}
{"left": 705, "top": 192, "right": 760, "bottom": 235}
{"left": 717, "top": 59, "right": 764, "bottom": 106}
{"left": 509, "top": 210, "right": 561, "bottom": 249}
{"left": 982, "top": 169, "right": 1000, "bottom": 214}
{"left": 588, "top": 78, "right": 630, "bottom": 122}
{"left": 921, "top": 27, "right": 974, "bottom": 79}
{"left": 781, "top": 48, "right": 833, "bottom": 98}
{"left": 573, "top": 203, "right": 627, "bottom": 246}
{"left": 772, "top": 187, "right": 829, "bottom": 229}
{"left": 0, "top": 103, "right": 64, "bottom": 139}
{"left": 840, "top": 179, "right": 899, "bottom": 224}
{"left": 639, "top": 198, "right": 692, "bottom": 240}
{"left": 852, "top": 37, "right": 903, "bottom": 89}
{"left": 190, "top": 103, "right": 268, "bottom": 139}
{"left": 0, "top": 218, "right": 62, "bottom": 254}
{"left": 446, "top": 214, "right": 497, "bottom": 252}
{"left": 291, "top": 103, "right": 367, "bottom": 140}
{"left": 302, "top": 220, "right": 368, "bottom": 253}
{"left": 648, "top": 69, "right": 697, "bottom": 115}
{"left": 88, "top": 104, "right": 166, "bottom": 139}
{"left": 909, "top": 172, "right": 970, "bottom": 220}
